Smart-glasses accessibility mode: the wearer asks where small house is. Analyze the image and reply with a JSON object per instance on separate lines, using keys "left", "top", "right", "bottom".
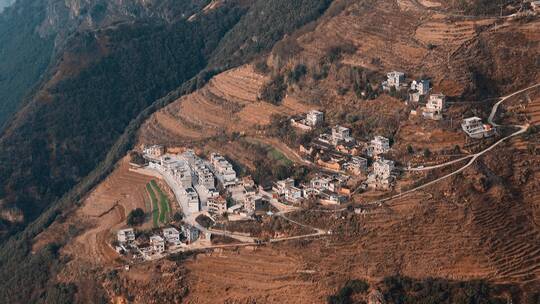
{"left": 150, "top": 235, "right": 165, "bottom": 253}
{"left": 117, "top": 228, "right": 136, "bottom": 244}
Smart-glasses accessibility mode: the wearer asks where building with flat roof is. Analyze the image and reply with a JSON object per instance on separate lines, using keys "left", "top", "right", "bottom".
{"left": 207, "top": 197, "right": 227, "bottom": 215}
{"left": 331, "top": 125, "right": 354, "bottom": 145}
{"left": 210, "top": 153, "right": 238, "bottom": 187}
{"left": 182, "top": 225, "right": 199, "bottom": 244}
{"left": 385, "top": 71, "right": 405, "bottom": 90}
{"left": 162, "top": 227, "right": 181, "bottom": 245}
{"left": 306, "top": 110, "right": 324, "bottom": 127}
{"left": 367, "top": 158, "right": 396, "bottom": 190}
{"left": 368, "top": 136, "right": 390, "bottom": 157}
{"left": 150, "top": 235, "right": 165, "bottom": 253}
{"left": 462, "top": 117, "right": 495, "bottom": 139}
{"left": 183, "top": 187, "right": 200, "bottom": 213}
{"left": 117, "top": 228, "right": 135, "bottom": 244}
{"left": 423, "top": 93, "right": 445, "bottom": 120}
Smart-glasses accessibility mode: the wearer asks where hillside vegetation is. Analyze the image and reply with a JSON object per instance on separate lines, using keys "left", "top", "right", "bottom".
{"left": 0, "top": 1, "right": 335, "bottom": 303}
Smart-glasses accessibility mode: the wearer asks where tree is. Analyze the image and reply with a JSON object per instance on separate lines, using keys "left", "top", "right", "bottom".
{"left": 407, "top": 144, "right": 414, "bottom": 154}
{"left": 423, "top": 148, "right": 432, "bottom": 158}
{"left": 127, "top": 208, "right": 145, "bottom": 226}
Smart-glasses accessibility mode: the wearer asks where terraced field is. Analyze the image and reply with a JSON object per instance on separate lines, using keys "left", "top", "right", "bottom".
{"left": 138, "top": 65, "right": 311, "bottom": 146}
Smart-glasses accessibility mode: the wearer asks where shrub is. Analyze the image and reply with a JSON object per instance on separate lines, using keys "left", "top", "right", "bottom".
{"left": 127, "top": 208, "right": 145, "bottom": 226}
{"left": 259, "top": 74, "right": 287, "bottom": 105}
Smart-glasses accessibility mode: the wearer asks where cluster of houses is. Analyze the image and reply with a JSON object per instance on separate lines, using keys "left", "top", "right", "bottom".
{"left": 143, "top": 146, "right": 268, "bottom": 219}
{"left": 383, "top": 71, "right": 497, "bottom": 139}
{"left": 382, "top": 71, "right": 447, "bottom": 121}
{"left": 115, "top": 225, "right": 200, "bottom": 259}
{"left": 292, "top": 110, "right": 397, "bottom": 191}
{"left": 272, "top": 175, "right": 350, "bottom": 205}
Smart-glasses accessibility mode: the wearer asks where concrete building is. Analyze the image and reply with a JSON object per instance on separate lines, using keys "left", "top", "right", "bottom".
{"left": 162, "top": 227, "right": 181, "bottom": 245}
{"left": 183, "top": 187, "right": 200, "bottom": 213}
{"left": 244, "top": 193, "right": 264, "bottom": 213}
{"left": 423, "top": 93, "right": 445, "bottom": 120}
{"left": 207, "top": 197, "right": 227, "bottom": 215}
{"left": 384, "top": 71, "right": 405, "bottom": 90}
{"left": 367, "top": 158, "right": 395, "bottom": 190}
{"left": 117, "top": 228, "right": 135, "bottom": 244}
{"left": 345, "top": 156, "right": 368, "bottom": 174}
{"left": 411, "top": 79, "right": 430, "bottom": 95}
{"left": 150, "top": 235, "right": 165, "bottom": 253}
{"left": 273, "top": 178, "right": 295, "bottom": 196}
{"left": 368, "top": 136, "right": 390, "bottom": 157}
{"left": 210, "top": 153, "right": 238, "bottom": 187}
{"left": 331, "top": 125, "right": 354, "bottom": 145}
{"left": 462, "top": 117, "right": 496, "bottom": 139}
{"left": 153, "top": 155, "right": 192, "bottom": 188}
{"left": 143, "top": 144, "right": 165, "bottom": 159}
{"left": 181, "top": 225, "right": 200, "bottom": 244}
{"left": 306, "top": 110, "right": 324, "bottom": 127}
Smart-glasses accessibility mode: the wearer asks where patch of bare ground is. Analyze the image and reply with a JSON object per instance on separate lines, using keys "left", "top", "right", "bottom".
{"left": 138, "top": 64, "right": 312, "bottom": 147}
{"left": 183, "top": 246, "right": 327, "bottom": 304}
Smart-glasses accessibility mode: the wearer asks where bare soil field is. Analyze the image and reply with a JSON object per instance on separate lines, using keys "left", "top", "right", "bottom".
{"left": 138, "top": 65, "right": 312, "bottom": 147}
{"left": 33, "top": 157, "right": 157, "bottom": 268}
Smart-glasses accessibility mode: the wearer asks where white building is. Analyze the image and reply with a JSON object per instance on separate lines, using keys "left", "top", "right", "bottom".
{"left": 273, "top": 178, "right": 295, "bottom": 195}
{"left": 244, "top": 193, "right": 264, "bottom": 213}
{"left": 411, "top": 79, "right": 430, "bottom": 95}
{"left": 367, "top": 158, "right": 396, "bottom": 190}
{"left": 345, "top": 156, "right": 368, "bottom": 174}
{"left": 373, "top": 159, "right": 394, "bottom": 179}
{"left": 306, "top": 110, "right": 324, "bottom": 127}
{"left": 162, "top": 227, "right": 181, "bottom": 245}
{"left": 207, "top": 197, "right": 227, "bottom": 215}
{"left": 117, "top": 228, "right": 135, "bottom": 244}
{"left": 183, "top": 187, "right": 200, "bottom": 213}
{"left": 461, "top": 117, "right": 495, "bottom": 139}
{"left": 150, "top": 235, "right": 165, "bottom": 253}
{"left": 331, "top": 125, "right": 354, "bottom": 145}
{"left": 368, "top": 136, "right": 390, "bottom": 157}
{"left": 143, "top": 144, "right": 165, "bottom": 159}
{"left": 384, "top": 71, "right": 405, "bottom": 90}
{"left": 181, "top": 224, "right": 200, "bottom": 244}
{"left": 210, "top": 153, "right": 238, "bottom": 187}
{"left": 154, "top": 155, "right": 193, "bottom": 188}
{"left": 423, "top": 93, "right": 445, "bottom": 120}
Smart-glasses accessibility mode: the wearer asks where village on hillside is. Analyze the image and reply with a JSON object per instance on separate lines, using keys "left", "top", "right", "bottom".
{"left": 110, "top": 68, "right": 512, "bottom": 263}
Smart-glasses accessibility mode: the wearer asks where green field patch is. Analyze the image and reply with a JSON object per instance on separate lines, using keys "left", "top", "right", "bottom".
{"left": 146, "top": 183, "right": 159, "bottom": 227}
{"left": 150, "top": 180, "right": 170, "bottom": 224}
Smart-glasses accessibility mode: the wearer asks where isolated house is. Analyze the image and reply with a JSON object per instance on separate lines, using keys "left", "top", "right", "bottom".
{"left": 409, "top": 79, "right": 430, "bottom": 103}
{"left": 117, "top": 228, "right": 136, "bottom": 244}
{"left": 532, "top": 1, "right": 540, "bottom": 11}
{"left": 461, "top": 117, "right": 495, "bottom": 139}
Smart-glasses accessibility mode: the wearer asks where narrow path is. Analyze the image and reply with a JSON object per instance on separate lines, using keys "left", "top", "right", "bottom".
{"left": 407, "top": 83, "right": 540, "bottom": 172}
